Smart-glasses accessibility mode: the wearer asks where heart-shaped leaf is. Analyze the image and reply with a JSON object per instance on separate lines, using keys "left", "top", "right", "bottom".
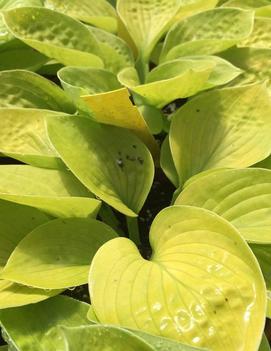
{"left": 160, "top": 8, "right": 254, "bottom": 62}
{"left": 89, "top": 206, "right": 266, "bottom": 351}
{"left": 0, "top": 296, "right": 91, "bottom": 350}
{"left": 3, "top": 7, "right": 103, "bottom": 67}
{"left": 117, "top": 0, "right": 181, "bottom": 62}
{"left": 44, "top": 0, "right": 117, "bottom": 33}
{"left": 47, "top": 115, "right": 154, "bottom": 217}
{"left": 0, "top": 70, "right": 75, "bottom": 112}
{"left": 2, "top": 218, "right": 117, "bottom": 289}
{"left": 175, "top": 168, "right": 271, "bottom": 244}
{"left": 0, "top": 280, "right": 61, "bottom": 309}
{"left": 170, "top": 83, "right": 271, "bottom": 184}
{"left": 0, "top": 108, "right": 66, "bottom": 168}
{"left": 0, "top": 165, "right": 100, "bottom": 218}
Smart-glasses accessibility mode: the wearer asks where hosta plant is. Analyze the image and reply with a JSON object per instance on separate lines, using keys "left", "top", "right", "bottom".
{"left": 0, "top": 0, "right": 271, "bottom": 350}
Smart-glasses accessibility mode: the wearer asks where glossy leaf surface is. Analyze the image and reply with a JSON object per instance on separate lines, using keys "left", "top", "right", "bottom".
{"left": 89, "top": 206, "right": 266, "bottom": 351}
{"left": 175, "top": 168, "right": 271, "bottom": 244}
{"left": 170, "top": 83, "right": 271, "bottom": 184}
{"left": 2, "top": 218, "right": 117, "bottom": 289}
{"left": 0, "top": 296, "right": 90, "bottom": 350}
{"left": 0, "top": 165, "right": 100, "bottom": 218}
{"left": 47, "top": 115, "right": 154, "bottom": 217}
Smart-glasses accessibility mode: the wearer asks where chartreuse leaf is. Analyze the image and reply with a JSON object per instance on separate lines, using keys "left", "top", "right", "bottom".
{"left": 0, "top": 39, "right": 48, "bottom": 71}
{"left": 88, "top": 26, "right": 134, "bottom": 74}
{"left": 249, "top": 244, "right": 271, "bottom": 315}
{"left": 89, "top": 206, "right": 266, "bottom": 351}
{"left": 0, "top": 296, "right": 90, "bottom": 351}
{"left": 0, "top": 200, "right": 49, "bottom": 270}
{"left": 0, "top": 70, "right": 75, "bottom": 112}
{"left": 58, "top": 67, "right": 121, "bottom": 113}
{"left": 2, "top": 218, "right": 117, "bottom": 289}
{"left": 0, "top": 165, "right": 101, "bottom": 218}
{"left": 53, "top": 325, "right": 205, "bottom": 351}
{"left": 160, "top": 8, "right": 254, "bottom": 62}
{"left": 240, "top": 17, "right": 271, "bottom": 49}
{"left": 2, "top": 7, "right": 104, "bottom": 67}
{"left": 172, "top": 0, "right": 218, "bottom": 23}
{"left": 81, "top": 89, "right": 159, "bottom": 158}
{"left": 222, "top": 0, "right": 271, "bottom": 9}
{"left": 0, "top": 108, "right": 65, "bottom": 168}
{"left": 117, "top": 0, "right": 181, "bottom": 63}
{"left": 53, "top": 325, "right": 155, "bottom": 351}
{"left": 138, "top": 105, "right": 163, "bottom": 135}
{"left": 221, "top": 47, "right": 271, "bottom": 91}
{"left": 120, "top": 60, "right": 214, "bottom": 108}
{"left": 259, "top": 335, "right": 271, "bottom": 351}
{"left": 47, "top": 115, "right": 154, "bottom": 217}
{"left": 175, "top": 168, "right": 271, "bottom": 244}
{"left": 120, "top": 57, "right": 241, "bottom": 108}
{"left": 44, "top": 0, "right": 117, "bottom": 33}
{"left": 160, "top": 136, "right": 179, "bottom": 188}
{"left": 0, "top": 280, "right": 61, "bottom": 309}
{"left": 170, "top": 83, "right": 271, "bottom": 185}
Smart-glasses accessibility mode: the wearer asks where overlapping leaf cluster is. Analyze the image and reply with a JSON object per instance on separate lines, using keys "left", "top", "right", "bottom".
{"left": 0, "top": 0, "right": 270, "bottom": 350}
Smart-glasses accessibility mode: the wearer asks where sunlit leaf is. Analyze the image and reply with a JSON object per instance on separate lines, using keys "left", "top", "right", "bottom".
{"left": 240, "top": 17, "right": 271, "bottom": 49}
{"left": 58, "top": 66, "right": 121, "bottom": 114}
{"left": 3, "top": 7, "right": 104, "bottom": 67}
{"left": 170, "top": 83, "right": 271, "bottom": 184}
{"left": 89, "top": 206, "right": 266, "bottom": 351}
{"left": 44, "top": 0, "right": 117, "bottom": 33}
{"left": 117, "top": 0, "right": 181, "bottom": 61}
{"left": 0, "top": 296, "right": 91, "bottom": 350}
{"left": 161, "top": 8, "right": 254, "bottom": 62}
{"left": 175, "top": 168, "right": 271, "bottom": 244}
{"left": 0, "top": 108, "right": 65, "bottom": 168}
{"left": 221, "top": 47, "right": 271, "bottom": 91}
{"left": 222, "top": 0, "right": 271, "bottom": 8}
{"left": 0, "top": 70, "right": 75, "bottom": 112}
{"left": 120, "top": 60, "right": 213, "bottom": 108}
{"left": 0, "top": 165, "right": 100, "bottom": 218}
{"left": 2, "top": 218, "right": 117, "bottom": 289}
{"left": 47, "top": 115, "right": 154, "bottom": 217}
{"left": 81, "top": 88, "right": 159, "bottom": 158}
{"left": 0, "top": 280, "right": 61, "bottom": 309}
{"left": 172, "top": 0, "right": 218, "bottom": 23}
